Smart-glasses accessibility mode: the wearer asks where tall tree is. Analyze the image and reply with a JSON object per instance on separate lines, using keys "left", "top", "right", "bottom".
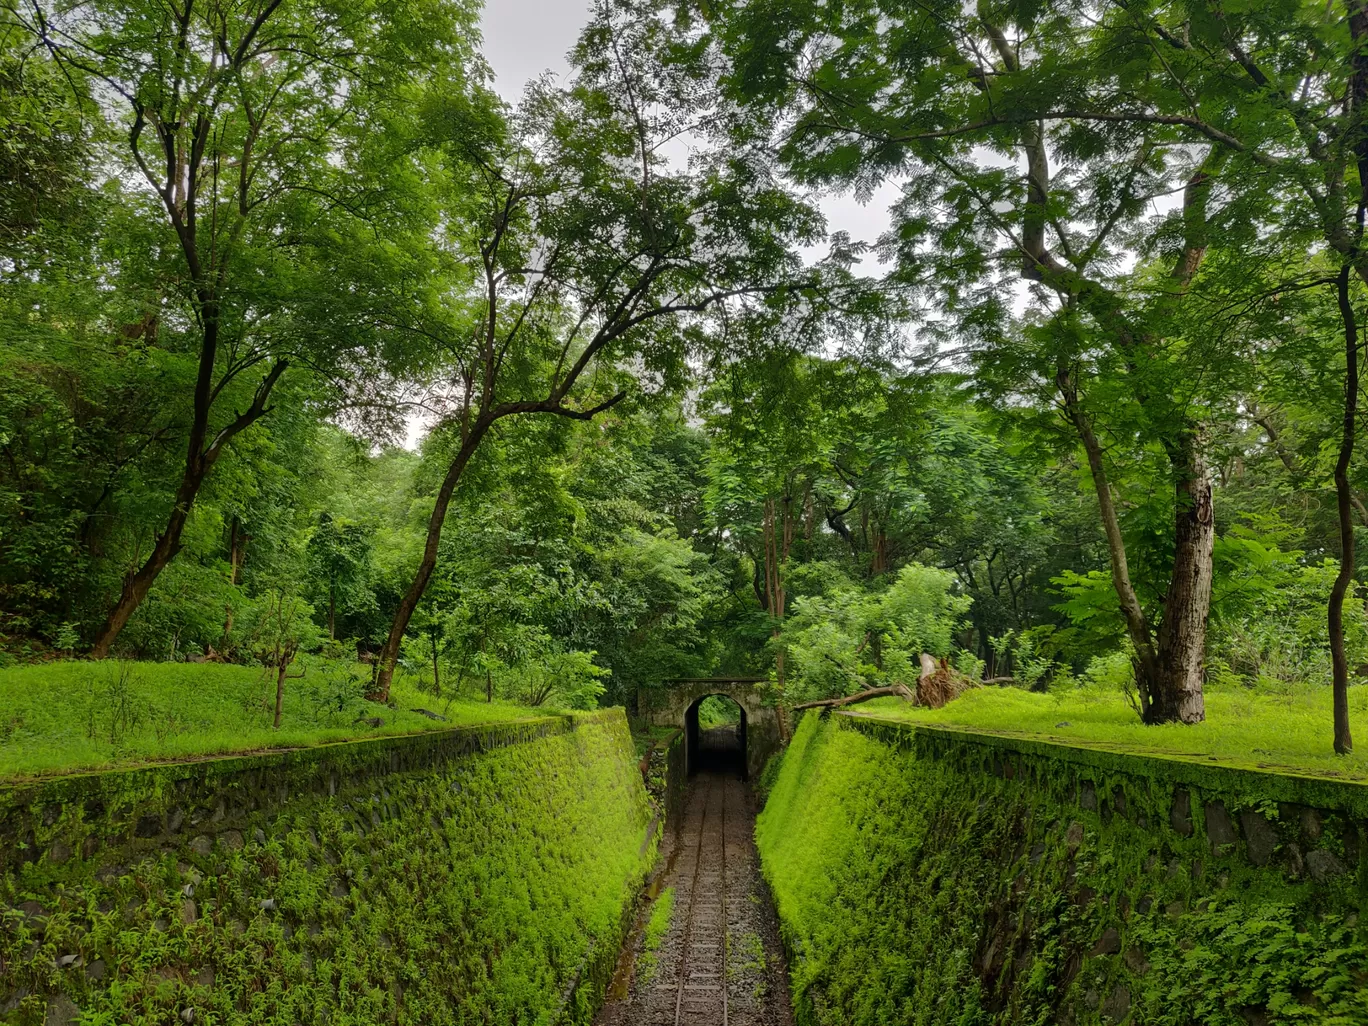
{"left": 16, "top": 0, "right": 483, "bottom": 656}
{"left": 1330, "top": 268, "right": 1361, "bottom": 754}
{"left": 708, "top": 0, "right": 1265, "bottom": 721}
{"left": 367, "top": 0, "right": 820, "bottom": 700}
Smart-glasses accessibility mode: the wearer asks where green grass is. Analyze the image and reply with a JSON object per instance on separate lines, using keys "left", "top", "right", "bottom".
{"left": 0, "top": 658, "right": 551, "bottom": 780}
{"left": 852, "top": 682, "right": 1368, "bottom": 781}
{"left": 697, "top": 694, "right": 742, "bottom": 730}
{"left": 631, "top": 723, "right": 682, "bottom": 758}
{"left": 635, "top": 886, "right": 674, "bottom": 986}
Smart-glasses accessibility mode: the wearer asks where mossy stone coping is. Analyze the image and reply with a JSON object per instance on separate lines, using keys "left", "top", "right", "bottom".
{"left": 0, "top": 714, "right": 593, "bottom": 873}
{"left": 839, "top": 711, "right": 1368, "bottom": 889}
{"left": 841, "top": 712, "right": 1368, "bottom": 823}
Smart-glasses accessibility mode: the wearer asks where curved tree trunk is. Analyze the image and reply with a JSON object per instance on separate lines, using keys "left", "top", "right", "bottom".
{"left": 370, "top": 417, "right": 493, "bottom": 702}
{"left": 1331, "top": 265, "right": 1359, "bottom": 754}
{"left": 1057, "top": 366, "right": 1162, "bottom": 705}
{"left": 89, "top": 333, "right": 286, "bottom": 658}
{"left": 89, "top": 463, "right": 204, "bottom": 658}
{"left": 1059, "top": 365, "right": 1211, "bottom": 723}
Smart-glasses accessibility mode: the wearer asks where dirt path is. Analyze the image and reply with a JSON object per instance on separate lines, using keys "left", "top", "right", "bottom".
{"left": 596, "top": 749, "right": 791, "bottom": 1026}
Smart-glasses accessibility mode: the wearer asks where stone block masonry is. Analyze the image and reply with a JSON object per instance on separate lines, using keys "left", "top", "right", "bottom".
{"left": 757, "top": 710, "right": 1368, "bottom": 1026}
{"left": 0, "top": 710, "right": 655, "bottom": 1025}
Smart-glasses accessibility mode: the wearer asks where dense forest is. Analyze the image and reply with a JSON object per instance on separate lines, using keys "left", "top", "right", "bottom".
{"left": 2, "top": 0, "right": 1367, "bottom": 747}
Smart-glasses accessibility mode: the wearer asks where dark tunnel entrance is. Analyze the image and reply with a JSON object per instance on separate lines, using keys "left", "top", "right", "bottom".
{"left": 684, "top": 694, "right": 747, "bottom": 779}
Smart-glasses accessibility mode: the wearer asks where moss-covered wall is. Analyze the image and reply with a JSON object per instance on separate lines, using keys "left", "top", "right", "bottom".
{"left": 757, "top": 711, "right": 1368, "bottom": 1026}
{"left": 0, "top": 710, "right": 655, "bottom": 1025}
{"left": 638, "top": 728, "right": 684, "bottom": 829}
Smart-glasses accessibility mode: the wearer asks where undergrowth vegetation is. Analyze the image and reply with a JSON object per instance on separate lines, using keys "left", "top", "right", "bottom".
{"left": 0, "top": 660, "right": 545, "bottom": 779}
{"left": 635, "top": 887, "right": 675, "bottom": 987}
{"left": 695, "top": 695, "right": 742, "bottom": 730}
{"left": 757, "top": 713, "right": 1368, "bottom": 1026}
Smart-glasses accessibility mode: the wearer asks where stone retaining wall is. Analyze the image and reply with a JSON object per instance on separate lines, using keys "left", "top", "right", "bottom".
{"left": 1, "top": 710, "right": 654, "bottom": 1025}
{"left": 757, "top": 710, "right": 1368, "bottom": 1026}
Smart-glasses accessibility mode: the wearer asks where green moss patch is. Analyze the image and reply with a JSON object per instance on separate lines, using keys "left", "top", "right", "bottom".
{"left": 635, "top": 887, "right": 674, "bottom": 987}
{"left": 0, "top": 710, "right": 653, "bottom": 1025}
{"left": 757, "top": 712, "right": 1368, "bottom": 1026}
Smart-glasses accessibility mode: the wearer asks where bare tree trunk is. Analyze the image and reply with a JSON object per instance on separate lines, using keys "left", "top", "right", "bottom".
{"left": 764, "top": 492, "right": 794, "bottom": 688}
{"left": 272, "top": 648, "right": 304, "bottom": 729}
{"left": 1152, "top": 433, "right": 1212, "bottom": 724}
{"left": 973, "top": 607, "right": 995, "bottom": 678}
{"left": 221, "top": 518, "right": 249, "bottom": 649}
{"left": 870, "top": 525, "right": 887, "bottom": 577}
{"left": 790, "top": 683, "right": 914, "bottom": 712}
{"left": 431, "top": 631, "right": 441, "bottom": 698}
{"left": 228, "top": 515, "right": 242, "bottom": 585}
{"left": 1331, "top": 265, "right": 1359, "bottom": 755}
{"left": 802, "top": 481, "right": 815, "bottom": 544}
{"left": 273, "top": 656, "right": 288, "bottom": 729}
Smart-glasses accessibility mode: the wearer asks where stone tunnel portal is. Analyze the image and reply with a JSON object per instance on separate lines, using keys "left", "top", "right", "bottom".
{"left": 639, "top": 679, "right": 784, "bottom": 781}
{"left": 684, "top": 694, "right": 748, "bottom": 779}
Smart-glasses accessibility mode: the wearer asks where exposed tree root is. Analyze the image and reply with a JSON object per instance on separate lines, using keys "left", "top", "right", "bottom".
{"left": 916, "top": 654, "right": 979, "bottom": 709}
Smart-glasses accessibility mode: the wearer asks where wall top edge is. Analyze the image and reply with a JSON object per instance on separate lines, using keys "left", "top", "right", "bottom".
{"left": 0, "top": 708, "right": 628, "bottom": 808}
{"left": 834, "top": 711, "right": 1368, "bottom": 816}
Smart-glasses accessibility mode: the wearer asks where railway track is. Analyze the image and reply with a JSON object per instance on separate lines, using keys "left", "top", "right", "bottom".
{"left": 674, "top": 772, "right": 728, "bottom": 1025}
{"left": 595, "top": 739, "right": 790, "bottom": 1026}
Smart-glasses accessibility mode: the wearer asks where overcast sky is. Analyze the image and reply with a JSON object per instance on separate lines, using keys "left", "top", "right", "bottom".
{"left": 477, "top": 0, "right": 899, "bottom": 263}
{"left": 399, "top": 4, "right": 909, "bottom": 446}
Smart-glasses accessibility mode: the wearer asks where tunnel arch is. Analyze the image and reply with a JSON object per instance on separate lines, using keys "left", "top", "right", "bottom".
{"left": 637, "top": 678, "right": 785, "bottom": 781}
{"left": 684, "top": 693, "right": 748, "bottom": 779}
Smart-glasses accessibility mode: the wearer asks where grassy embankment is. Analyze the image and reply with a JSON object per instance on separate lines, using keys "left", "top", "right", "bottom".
{"left": 0, "top": 659, "right": 548, "bottom": 780}
{"left": 855, "top": 683, "right": 1368, "bottom": 780}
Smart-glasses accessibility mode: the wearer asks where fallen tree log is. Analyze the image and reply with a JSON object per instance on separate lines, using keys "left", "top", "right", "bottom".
{"left": 787, "top": 654, "right": 979, "bottom": 716}
{"left": 790, "top": 684, "right": 915, "bottom": 713}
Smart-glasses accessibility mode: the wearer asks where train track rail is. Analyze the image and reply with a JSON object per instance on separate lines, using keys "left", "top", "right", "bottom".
{"left": 673, "top": 773, "right": 729, "bottom": 1025}
{"left": 595, "top": 735, "right": 790, "bottom": 1026}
